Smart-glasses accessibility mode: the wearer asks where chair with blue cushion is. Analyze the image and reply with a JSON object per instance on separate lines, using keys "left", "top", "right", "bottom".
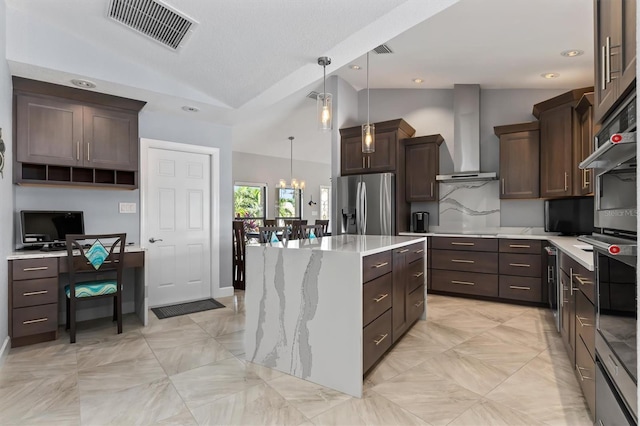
{"left": 65, "top": 233, "right": 126, "bottom": 343}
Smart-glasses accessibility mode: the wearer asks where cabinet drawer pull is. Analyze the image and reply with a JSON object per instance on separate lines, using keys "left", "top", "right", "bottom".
{"left": 76, "top": 141, "right": 80, "bottom": 161}
{"left": 574, "top": 276, "right": 593, "bottom": 286}
{"left": 367, "top": 156, "right": 371, "bottom": 168}
{"left": 451, "top": 242, "right": 474, "bottom": 246}
{"left": 509, "top": 244, "right": 530, "bottom": 248}
{"left": 576, "top": 316, "right": 593, "bottom": 328}
{"left": 451, "top": 280, "right": 475, "bottom": 286}
{"left": 414, "top": 300, "right": 424, "bottom": 308}
{"left": 413, "top": 272, "right": 424, "bottom": 278}
{"left": 372, "top": 262, "right": 389, "bottom": 269}
{"left": 398, "top": 249, "right": 409, "bottom": 253}
{"left": 564, "top": 172, "right": 568, "bottom": 191}
{"left": 414, "top": 249, "right": 424, "bottom": 254}
{"left": 23, "top": 317, "right": 48, "bottom": 325}
{"left": 87, "top": 142, "right": 91, "bottom": 161}
{"left": 509, "top": 285, "right": 531, "bottom": 291}
{"left": 451, "top": 259, "right": 474, "bottom": 264}
{"left": 362, "top": 157, "right": 365, "bottom": 169}
{"left": 23, "top": 266, "right": 48, "bottom": 272}
{"left": 373, "top": 293, "right": 389, "bottom": 303}
{"left": 509, "top": 263, "right": 530, "bottom": 268}
{"left": 501, "top": 178, "right": 505, "bottom": 195}
{"left": 575, "top": 365, "right": 593, "bottom": 381}
{"left": 23, "top": 290, "right": 48, "bottom": 296}
{"left": 373, "top": 333, "right": 388, "bottom": 346}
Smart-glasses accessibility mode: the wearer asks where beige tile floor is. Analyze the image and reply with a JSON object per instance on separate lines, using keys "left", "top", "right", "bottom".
{"left": 0, "top": 292, "right": 592, "bottom": 425}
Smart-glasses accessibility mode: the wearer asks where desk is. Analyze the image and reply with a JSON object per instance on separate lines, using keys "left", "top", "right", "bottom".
{"left": 7, "top": 247, "right": 146, "bottom": 347}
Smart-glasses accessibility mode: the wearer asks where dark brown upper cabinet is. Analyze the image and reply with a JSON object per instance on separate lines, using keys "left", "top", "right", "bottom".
{"left": 494, "top": 122, "right": 540, "bottom": 199}
{"left": 13, "top": 77, "right": 145, "bottom": 188}
{"left": 593, "top": 0, "right": 636, "bottom": 124}
{"left": 533, "top": 87, "right": 593, "bottom": 198}
{"left": 574, "top": 93, "right": 596, "bottom": 196}
{"left": 404, "top": 134, "right": 443, "bottom": 202}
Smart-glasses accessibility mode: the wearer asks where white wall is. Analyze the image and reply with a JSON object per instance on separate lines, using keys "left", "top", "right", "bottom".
{"left": 232, "top": 152, "right": 330, "bottom": 222}
{"left": 358, "top": 87, "right": 567, "bottom": 228}
{"left": 0, "top": 0, "right": 13, "bottom": 356}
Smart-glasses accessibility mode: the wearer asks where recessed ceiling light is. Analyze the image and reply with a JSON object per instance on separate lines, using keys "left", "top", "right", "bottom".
{"left": 541, "top": 72, "right": 560, "bottom": 79}
{"left": 181, "top": 105, "right": 199, "bottom": 112}
{"left": 561, "top": 49, "right": 584, "bottom": 57}
{"left": 413, "top": 78, "right": 424, "bottom": 84}
{"left": 71, "top": 79, "right": 96, "bottom": 89}
{"left": 349, "top": 65, "right": 361, "bottom": 70}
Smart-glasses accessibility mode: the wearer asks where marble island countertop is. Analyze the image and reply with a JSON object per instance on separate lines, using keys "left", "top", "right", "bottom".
{"left": 251, "top": 234, "right": 426, "bottom": 257}
{"left": 400, "top": 230, "right": 594, "bottom": 271}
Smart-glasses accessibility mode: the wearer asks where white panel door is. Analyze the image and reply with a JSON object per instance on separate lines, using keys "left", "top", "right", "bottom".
{"left": 147, "top": 147, "right": 211, "bottom": 306}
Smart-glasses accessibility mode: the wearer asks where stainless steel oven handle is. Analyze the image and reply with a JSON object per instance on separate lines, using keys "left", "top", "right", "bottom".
{"left": 578, "top": 236, "right": 637, "bottom": 256}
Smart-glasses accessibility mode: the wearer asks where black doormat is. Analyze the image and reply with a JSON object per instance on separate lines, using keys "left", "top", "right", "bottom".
{"left": 152, "top": 298, "right": 225, "bottom": 319}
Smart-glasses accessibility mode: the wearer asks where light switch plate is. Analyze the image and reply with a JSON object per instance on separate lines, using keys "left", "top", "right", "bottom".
{"left": 311, "top": 211, "right": 318, "bottom": 217}
{"left": 119, "top": 202, "right": 137, "bottom": 214}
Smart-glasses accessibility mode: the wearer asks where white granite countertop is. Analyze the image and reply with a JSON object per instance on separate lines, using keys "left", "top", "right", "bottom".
{"left": 250, "top": 235, "right": 426, "bottom": 257}
{"left": 400, "top": 232, "right": 594, "bottom": 271}
{"left": 7, "top": 245, "right": 145, "bottom": 260}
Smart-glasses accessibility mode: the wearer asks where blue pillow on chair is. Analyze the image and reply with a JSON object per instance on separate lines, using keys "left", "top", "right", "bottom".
{"left": 86, "top": 240, "right": 109, "bottom": 269}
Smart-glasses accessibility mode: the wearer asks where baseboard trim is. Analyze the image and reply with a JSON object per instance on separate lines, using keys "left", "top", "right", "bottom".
{"left": 214, "top": 286, "right": 234, "bottom": 299}
{"left": 0, "top": 336, "right": 10, "bottom": 367}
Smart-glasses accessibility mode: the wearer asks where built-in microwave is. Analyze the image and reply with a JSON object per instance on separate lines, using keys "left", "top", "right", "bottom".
{"left": 581, "top": 93, "right": 637, "bottom": 234}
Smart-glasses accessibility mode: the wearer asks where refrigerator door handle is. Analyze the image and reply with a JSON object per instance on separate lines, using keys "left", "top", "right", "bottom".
{"left": 361, "top": 181, "right": 367, "bottom": 235}
{"left": 355, "top": 181, "right": 362, "bottom": 235}
{"left": 380, "top": 175, "right": 389, "bottom": 235}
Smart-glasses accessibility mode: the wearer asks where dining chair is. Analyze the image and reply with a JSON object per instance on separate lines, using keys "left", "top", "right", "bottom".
{"left": 314, "top": 219, "right": 329, "bottom": 235}
{"left": 288, "top": 219, "right": 308, "bottom": 240}
{"left": 264, "top": 219, "right": 277, "bottom": 226}
{"left": 232, "top": 221, "right": 246, "bottom": 290}
{"left": 301, "top": 224, "right": 324, "bottom": 239}
{"left": 65, "top": 233, "right": 126, "bottom": 344}
{"left": 258, "top": 226, "right": 288, "bottom": 244}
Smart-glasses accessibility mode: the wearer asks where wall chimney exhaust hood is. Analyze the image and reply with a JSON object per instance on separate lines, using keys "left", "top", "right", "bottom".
{"left": 436, "top": 84, "right": 497, "bottom": 183}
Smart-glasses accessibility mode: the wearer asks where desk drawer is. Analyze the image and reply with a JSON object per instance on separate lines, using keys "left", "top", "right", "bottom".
{"left": 12, "top": 258, "right": 58, "bottom": 280}
{"left": 499, "top": 239, "right": 542, "bottom": 254}
{"left": 432, "top": 250, "right": 498, "bottom": 274}
{"left": 12, "top": 277, "right": 58, "bottom": 308}
{"left": 499, "top": 253, "right": 541, "bottom": 277}
{"left": 431, "top": 237, "right": 498, "bottom": 252}
{"left": 498, "top": 276, "right": 542, "bottom": 302}
{"left": 363, "top": 308, "right": 392, "bottom": 373}
{"left": 431, "top": 270, "right": 498, "bottom": 297}
{"left": 363, "top": 273, "right": 392, "bottom": 327}
{"left": 406, "top": 242, "right": 425, "bottom": 264}
{"left": 363, "top": 250, "right": 392, "bottom": 283}
{"left": 12, "top": 304, "right": 58, "bottom": 338}
{"left": 407, "top": 260, "right": 425, "bottom": 294}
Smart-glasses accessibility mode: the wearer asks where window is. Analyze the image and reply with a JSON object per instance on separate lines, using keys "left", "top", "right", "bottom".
{"left": 234, "top": 182, "right": 267, "bottom": 233}
{"left": 276, "top": 188, "right": 302, "bottom": 224}
{"left": 320, "top": 185, "right": 331, "bottom": 232}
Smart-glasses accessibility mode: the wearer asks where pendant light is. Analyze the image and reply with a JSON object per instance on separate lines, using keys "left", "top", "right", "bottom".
{"left": 279, "top": 136, "right": 305, "bottom": 190}
{"left": 362, "top": 51, "right": 375, "bottom": 153}
{"left": 317, "top": 57, "right": 332, "bottom": 131}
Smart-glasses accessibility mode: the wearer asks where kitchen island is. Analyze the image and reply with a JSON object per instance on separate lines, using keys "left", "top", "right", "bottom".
{"left": 244, "top": 234, "right": 426, "bottom": 397}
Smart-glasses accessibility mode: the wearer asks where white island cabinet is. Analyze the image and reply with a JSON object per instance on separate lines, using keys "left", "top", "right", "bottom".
{"left": 245, "top": 235, "right": 426, "bottom": 398}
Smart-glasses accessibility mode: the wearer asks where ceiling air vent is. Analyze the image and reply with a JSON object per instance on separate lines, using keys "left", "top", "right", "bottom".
{"left": 108, "top": 0, "right": 197, "bottom": 50}
{"left": 373, "top": 44, "right": 393, "bottom": 54}
{"left": 306, "top": 91, "right": 320, "bottom": 100}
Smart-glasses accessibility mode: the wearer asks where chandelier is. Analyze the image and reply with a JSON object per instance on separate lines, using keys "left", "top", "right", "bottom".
{"left": 279, "top": 136, "right": 305, "bottom": 190}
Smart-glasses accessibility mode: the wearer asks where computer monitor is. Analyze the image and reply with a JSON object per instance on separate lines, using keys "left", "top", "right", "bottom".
{"left": 20, "top": 210, "right": 85, "bottom": 248}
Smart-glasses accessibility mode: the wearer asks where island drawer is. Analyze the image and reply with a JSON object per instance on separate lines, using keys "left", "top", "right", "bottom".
{"left": 431, "top": 270, "right": 498, "bottom": 297}
{"left": 576, "top": 290, "right": 595, "bottom": 360}
{"left": 12, "top": 258, "right": 58, "bottom": 280}
{"left": 431, "top": 237, "right": 498, "bottom": 252}
{"left": 363, "top": 250, "right": 392, "bottom": 283}
{"left": 406, "top": 242, "right": 425, "bottom": 264}
{"left": 363, "top": 308, "right": 392, "bottom": 373}
{"left": 406, "top": 284, "right": 425, "bottom": 325}
{"left": 499, "top": 253, "right": 541, "bottom": 277}
{"left": 12, "top": 277, "right": 59, "bottom": 308}
{"left": 362, "top": 273, "right": 392, "bottom": 327}
{"left": 407, "top": 260, "right": 425, "bottom": 294}
{"left": 12, "top": 303, "right": 58, "bottom": 338}
{"left": 499, "top": 239, "right": 542, "bottom": 254}
{"left": 431, "top": 250, "right": 498, "bottom": 274}
{"left": 498, "top": 276, "right": 542, "bottom": 302}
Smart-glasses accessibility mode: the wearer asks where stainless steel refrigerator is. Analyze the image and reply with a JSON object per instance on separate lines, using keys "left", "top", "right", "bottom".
{"left": 336, "top": 173, "right": 395, "bottom": 235}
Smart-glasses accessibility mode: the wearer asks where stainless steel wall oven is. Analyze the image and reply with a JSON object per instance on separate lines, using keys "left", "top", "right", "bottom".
{"left": 580, "top": 92, "right": 637, "bottom": 425}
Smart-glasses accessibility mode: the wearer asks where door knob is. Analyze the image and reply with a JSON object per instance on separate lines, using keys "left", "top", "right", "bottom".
{"left": 149, "top": 237, "right": 163, "bottom": 243}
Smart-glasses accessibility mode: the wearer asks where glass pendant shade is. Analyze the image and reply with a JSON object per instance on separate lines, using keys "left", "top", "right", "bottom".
{"left": 317, "top": 93, "right": 332, "bottom": 131}
{"left": 362, "top": 123, "right": 375, "bottom": 153}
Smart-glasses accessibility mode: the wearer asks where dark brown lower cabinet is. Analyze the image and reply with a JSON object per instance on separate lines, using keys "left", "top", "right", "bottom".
{"left": 575, "top": 335, "right": 596, "bottom": 416}
{"left": 431, "top": 269, "right": 498, "bottom": 297}
{"left": 362, "top": 309, "right": 393, "bottom": 373}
